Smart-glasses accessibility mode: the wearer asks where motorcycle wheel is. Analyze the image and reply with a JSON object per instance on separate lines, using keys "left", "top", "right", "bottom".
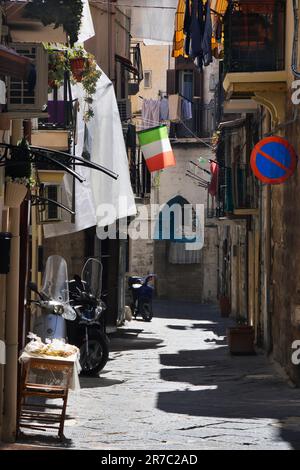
{"left": 79, "top": 331, "right": 109, "bottom": 376}
{"left": 140, "top": 300, "right": 153, "bottom": 322}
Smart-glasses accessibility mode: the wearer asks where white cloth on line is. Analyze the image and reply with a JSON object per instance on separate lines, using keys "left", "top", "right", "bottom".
{"left": 142, "top": 99, "right": 161, "bottom": 129}
{"left": 44, "top": 66, "right": 136, "bottom": 238}
{"left": 77, "top": 0, "right": 95, "bottom": 44}
{"left": 117, "top": 0, "right": 178, "bottom": 43}
{"left": 160, "top": 97, "right": 169, "bottom": 121}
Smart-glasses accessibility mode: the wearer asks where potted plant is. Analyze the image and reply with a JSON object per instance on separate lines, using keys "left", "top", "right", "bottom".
{"left": 227, "top": 315, "right": 255, "bottom": 355}
{"left": 5, "top": 139, "right": 35, "bottom": 208}
{"left": 69, "top": 46, "right": 87, "bottom": 82}
{"left": 70, "top": 47, "right": 102, "bottom": 122}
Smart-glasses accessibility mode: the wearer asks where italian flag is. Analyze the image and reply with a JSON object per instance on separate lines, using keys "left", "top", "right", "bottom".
{"left": 137, "top": 125, "right": 176, "bottom": 172}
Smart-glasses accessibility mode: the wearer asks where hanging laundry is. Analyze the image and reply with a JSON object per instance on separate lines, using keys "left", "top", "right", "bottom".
{"left": 182, "top": 99, "right": 193, "bottom": 120}
{"left": 208, "top": 161, "right": 219, "bottom": 197}
{"left": 137, "top": 125, "right": 176, "bottom": 173}
{"left": 213, "top": 15, "right": 223, "bottom": 43}
{"left": 169, "top": 94, "right": 183, "bottom": 122}
{"left": 172, "top": 0, "right": 187, "bottom": 58}
{"left": 184, "top": 0, "right": 192, "bottom": 56}
{"left": 142, "top": 99, "right": 161, "bottom": 129}
{"left": 202, "top": 0, "right": 213, "bottom": 66}
{"left": 190, "top": 0, "right": 204, "bottom": 60}
{"left": 160, "top": 97, "right": 169, "bottom": 121}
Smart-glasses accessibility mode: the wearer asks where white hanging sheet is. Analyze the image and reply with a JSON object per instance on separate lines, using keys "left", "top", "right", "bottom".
{"left": 117, "top": 0, "right": 178, "bottom": 43}
{"left": 44, "top": 68, "right": 136, "bottom": 238}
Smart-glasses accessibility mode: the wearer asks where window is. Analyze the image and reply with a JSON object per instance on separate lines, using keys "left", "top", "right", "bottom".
{"left": 179, "top": 71, "right": 193, "bottom": 101}
{"left": 144, "top": 70, "right": 152, "bottom": 89}
{"left": 40, "top": 184, "right": 62, "bottom": 223}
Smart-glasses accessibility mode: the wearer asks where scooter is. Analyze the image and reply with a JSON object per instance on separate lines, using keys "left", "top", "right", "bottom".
{"left": 31, "top": 255, "right": 76, "bottom": 342}
{"left": 67, "top": 258, "right": 109, "bottom": 376}
{"left": 128, "top": 274, "right": 155, "bottom": 322}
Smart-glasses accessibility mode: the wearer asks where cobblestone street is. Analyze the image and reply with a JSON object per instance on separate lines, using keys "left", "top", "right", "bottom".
{"left": 19, "top": 301, "right": 300, "bottom": 450}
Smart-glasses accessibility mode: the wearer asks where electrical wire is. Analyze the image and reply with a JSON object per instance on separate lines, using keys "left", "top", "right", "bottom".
{"left": 133, "top": 115, "right": 215, "bottom": 152}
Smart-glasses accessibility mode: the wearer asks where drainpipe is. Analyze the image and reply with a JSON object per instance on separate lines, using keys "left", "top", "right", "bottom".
{"left": 2, "top": 120, "right": 23, "bottom": 442}
{"left": 264, "top": 185, "right": 272, "bottom": 353}
{"left": 0, "top": 208, "right": 9, "bottom": 440}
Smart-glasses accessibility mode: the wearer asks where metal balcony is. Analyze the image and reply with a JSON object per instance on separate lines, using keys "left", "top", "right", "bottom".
{"left": 224, "top": 0, "right": 285, "bottom": 74}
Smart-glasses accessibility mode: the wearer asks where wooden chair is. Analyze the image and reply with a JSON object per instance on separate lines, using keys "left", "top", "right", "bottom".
{"left": 17, "top": 357, "right": 74, "bottom": 440}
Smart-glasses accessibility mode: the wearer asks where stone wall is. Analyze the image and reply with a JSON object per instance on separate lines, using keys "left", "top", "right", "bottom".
{"left": 270, "top": 91, "right": 300, "bottom": 385}
{"left": 44, "top": 230, "right": 86, "bottom": 278}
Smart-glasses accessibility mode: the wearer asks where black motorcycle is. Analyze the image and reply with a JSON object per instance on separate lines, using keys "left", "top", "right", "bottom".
{"left": 67, "top": 258, "right": 109, "bottom": 376}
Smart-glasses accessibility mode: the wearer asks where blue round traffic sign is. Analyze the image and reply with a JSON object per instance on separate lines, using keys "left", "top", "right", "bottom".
{"left": 250, "top": 136, "right": 297, "bottom": 184}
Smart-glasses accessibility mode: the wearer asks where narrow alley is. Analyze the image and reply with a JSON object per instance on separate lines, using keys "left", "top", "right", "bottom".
{"left": 17, "top": 301, "right": 300, "bottom": 451}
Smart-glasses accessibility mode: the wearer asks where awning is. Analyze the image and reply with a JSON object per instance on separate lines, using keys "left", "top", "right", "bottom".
{"left": 211, "top": 0, "right": 229, "bottom": 15}
{"left": 115, "top": 54, "right": 140, "bottom": 77}
{"left": 0, "top": 44, "right": 32, "bottom": 80}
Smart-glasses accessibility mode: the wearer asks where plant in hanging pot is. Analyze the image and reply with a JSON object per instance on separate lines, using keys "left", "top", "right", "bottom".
{"left": 5, "top": 139, "right": 35, "bottom": 208}
{"left": 69, "top": 46, "right": 87, "bottom": 83}
{"left": 227, "top": 315, "right": 255, "bottom": 356}
{"left": 70, "top": 47, "right": 102, "bottom": 122}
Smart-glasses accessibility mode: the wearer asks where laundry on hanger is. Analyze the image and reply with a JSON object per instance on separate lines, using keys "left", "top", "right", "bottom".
{"left": 169, "top": 94, "right": 183, "bottom": 122}
{"left": 182, "top": 98, "right": 193, "bottom": 120}
{"left": 142, "top": 99, "right": 161, "bottom": 129}
{"left": 202, "top": 0, "right": 213, "bottom": 66}
{"left": 213, "top": 15, "right": 223, "bottom": 43}
{"left": 160, "top": 97, "right": 169, "bottom": 121}
{"left": 179, "top": 0, "right": 213, "bottom": 69}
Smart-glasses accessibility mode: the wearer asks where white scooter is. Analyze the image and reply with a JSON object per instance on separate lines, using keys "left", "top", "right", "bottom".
{"left": 31, "top": 255, "right": 76, "bottom": 341}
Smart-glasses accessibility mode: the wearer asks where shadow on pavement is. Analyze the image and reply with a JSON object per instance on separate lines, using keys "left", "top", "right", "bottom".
{"left": 79, "top": 376, "right": 125, "bottom": 388}
{"left": 17, "top": 432, "right": 71, "bottom": 449}
{"left": 156, "top": 301, "right": 300, "bottom": 450}
{"left": 109, "top": 329, "right": 164, "bottom": 352}
{"left": 153, "top": 299, "right": 221, "bottom": 321}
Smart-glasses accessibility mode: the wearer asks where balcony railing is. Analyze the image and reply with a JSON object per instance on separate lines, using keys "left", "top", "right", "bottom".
{"left": 130, "top": 147, "right": 151, "bottom": 199}
{"left": 224, "top": 0, "right": 285, "bottom": 73}
{"left": 212, "top": 163, "right": 258, "bottom": 218}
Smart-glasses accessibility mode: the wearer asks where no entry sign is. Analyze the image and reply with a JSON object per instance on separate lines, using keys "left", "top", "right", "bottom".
{"left": 250, "top": 136, "right": 297, "bottom": 184}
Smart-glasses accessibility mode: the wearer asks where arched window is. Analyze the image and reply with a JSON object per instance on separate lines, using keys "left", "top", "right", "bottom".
{"left": 155, "top": 196, "right": 198, "bottom": 243}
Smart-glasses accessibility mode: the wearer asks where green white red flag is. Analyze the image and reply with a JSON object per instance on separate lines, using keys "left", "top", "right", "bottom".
{"left": 137, "top": 125, "right": 176, "bottom": 172}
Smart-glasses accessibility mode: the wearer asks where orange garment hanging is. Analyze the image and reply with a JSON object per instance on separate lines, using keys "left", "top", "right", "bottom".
{"left": 172, "top": 0, "right": 188, "bottom": 58}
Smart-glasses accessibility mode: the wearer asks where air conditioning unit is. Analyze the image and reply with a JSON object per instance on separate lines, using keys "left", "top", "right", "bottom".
{"left": 117, "top": 99, "right": 132, "bottom": 122}
{"left": 39, "top": 184, "right": 62, "bottom": 224}
{"left": 7, "top": 43, "right": 48, "bottom": 117}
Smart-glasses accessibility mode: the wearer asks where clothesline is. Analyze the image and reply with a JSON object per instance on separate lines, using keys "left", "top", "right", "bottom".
{"left": 133, "top": 115, "right": 215, "bottom": 151}
{"left": 126, "top": 116, "right": 215, "bottom": 152}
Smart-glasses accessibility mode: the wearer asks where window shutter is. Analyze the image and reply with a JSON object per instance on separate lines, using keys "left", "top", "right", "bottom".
{"left": 166, "top": 69, "right": 178, "bottom": 95}
{"left": 193, "top": 69, "right": 203, "bottom": 98}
